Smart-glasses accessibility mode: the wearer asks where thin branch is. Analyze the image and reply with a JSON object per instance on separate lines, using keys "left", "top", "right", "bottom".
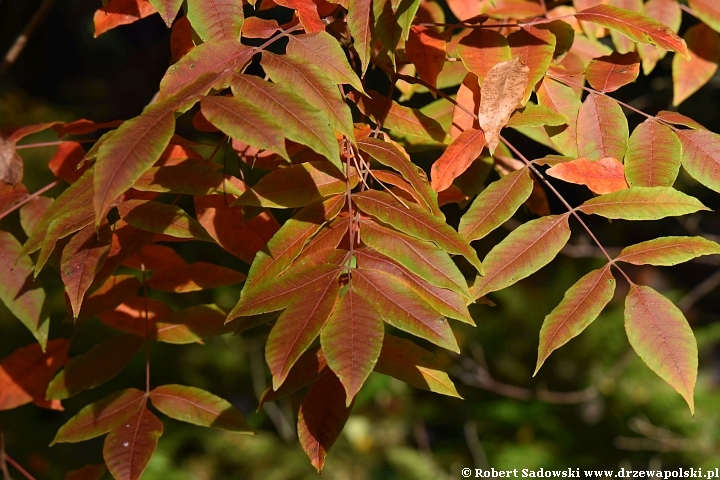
{"left": 140, "top": 262, "right": 151, "bottom": 395}
{"left": 16, "top": 139, "right": 95, "bottom": 150}
{"left": 4, "top": 456, "right": 35, "bottom": 480}
{"left": 539, "top": 0, "right": 548, "bottom": 16}
{"left": 0, "top": 427, "right": 11, "bottom": 480}
{"left": 464, "top": 421, "right": 489, "bottom": 471}
{"left": 678, "top": 268, "right": 720, "bottom": 313}
{"left": 0, "top": 179, "right": 61, "bottom": 222}
{"left": 0, "top": 0, "right": 57, "bottom": 76}
{"left": 678, "top": 3, "right": 698, "bottom": 19}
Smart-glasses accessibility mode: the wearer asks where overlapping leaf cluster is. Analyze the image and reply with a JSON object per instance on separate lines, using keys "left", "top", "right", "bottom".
{"left": 2, "top": 0, "right": 720, "bottom": 477}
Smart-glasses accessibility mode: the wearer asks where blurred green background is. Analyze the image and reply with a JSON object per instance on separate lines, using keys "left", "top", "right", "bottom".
{"left": 1, "top": 1, "right": 720, "bottom": 478}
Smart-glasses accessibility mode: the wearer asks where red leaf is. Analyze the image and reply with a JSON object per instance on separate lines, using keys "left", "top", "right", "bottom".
{"left": 80, "top": 275, "right": 142, "bottom": 320}
{"left": 457, "top": 30, "right": 511, "bottom": 82}
{"left": 546, "top": 157, "right": 628, "bottom": 194}
{"left": 446, "top": 0, "right": 483, "bottom": 21}
{"left": 0, "top": 183, "right": 27, "bottom": 213}
{"left": 52, "top": 388, "right": 146, "bottom": 444}
{"left": 353, "top": 268, "right": 459, "bottom": 352}
{"left": 46, "top": 334, "right": 144, "bottom": 400}
{"left": 347, "top": 0, "right": 372, "bottom": 74}
{"left": 195, "top": 194, "right": 279, "bottom": 264}
{"left": 19, "top": 195, "right": 52, "bottom": 237}
{"left": 431, "top": 128, "right": 486, "bottom": 192}
{"left": 48, "top": 142, "right": 88, "bottom": 183}
{"left": 688, "top": 0, "right": 720, "bottom": 36}
{"left": 93, "top": 223, "right": 155, "bottom": 287}
{"left": 64, "top": 464, "right": 107, "bottom": 480}
{"left": 508, "top": 26, "right": 557, "bottom": 104}
{"left": 103, "top": 405, "right": 163, "bottom": 480}
{"left": 297, "top": 371, "right": 353, "bottom": 473}
{"left": 576, "top": 94, "right": 628, "bottom": 161}
{"left": 637, "top": 0, "right": 681, "bottom": 74}
{"left": 265, "top": 268, "right": 341, "bottom": 389}
{"left": 672, "top": 23, "right": 720, "bottom": 106}
{"left": 575, "top": 4, "right": 689, "bottom": 59}
{"left": 117, "top": 199, "right": 214, "bottom": 242}
{"left": 259, "top": 346, "right": 327, "bottom": 408}
{"left": 61, "top": 223, "right": 113, "bottom": 318}
{"left": 275, "top": 0, "right": 326, "bottom": 33}
{"left": 0, "top": 339, "right": 69, "bottom": 411}
{"left": 7, "top": 122, "right": 63, "bottom": 142}
{"left": 242, "top": 17, "right": 281, "bottom": 38}
{"left": 0, "top": 231, "right": 49, "bottom": 347}
{"left": 147, "top": 261, "right": 246, "bottom": 292}
{"left": 55, "top": 119, "right": 124, "bottom": 137}
{"left": 94, "top": 0, "right": 158, "bottom": 37}
{"left": 405, "top": 26, "right": 447, "bottom": 89}
{"left": 147, "top": 0, "right": 183, "bottom": 26}
{"left": 170, "top": 16, "right": 195, "bottom": 63}
{"left": 536, "top": 77, "right": 581, "bottom": 157}
{"left": 586, "top": 51, "right": 641, "bottom": 92}
{"left": 320, "top": 288, "right": 383, "bottom": 404}
{"left": 677, "top": 129, "right": 720, "bottom": 193}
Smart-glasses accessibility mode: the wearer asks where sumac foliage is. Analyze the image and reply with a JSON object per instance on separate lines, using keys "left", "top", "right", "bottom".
{"left": 1, "top": 0, "right": 720, "bottom": 477}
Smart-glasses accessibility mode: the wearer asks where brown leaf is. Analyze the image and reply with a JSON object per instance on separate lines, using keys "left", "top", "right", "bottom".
{"left": 0, "top": 136, "right": 22, "bottom": 186}
{"left": 477, "top": 58, "right": 529, "bottom": 153}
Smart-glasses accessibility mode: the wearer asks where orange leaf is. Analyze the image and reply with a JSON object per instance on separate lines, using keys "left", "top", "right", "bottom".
{"left": 586, "top": 51, "right": 641, "bottom": 92}
{"left": 94, "top": 0, "right": 157, "bottom": 37}
{"left": 430, "top": 129, "right": 486, "bottom": 192}
{"left": 672, "top": 23, "right": 720, "bottom": 106}
{"left": 546, "top": 157, "right": 628, "bottom": 194}
{"left": 275, "top": 0, "right": 326, "bottom": 33}
{"left": 451, "top": 73, "right": 480, "bottom": 140}
{"left": 0, "top": 339, "right": 69, "bottom": 411}
{"left": 457, "top": 30, "right": 510, "bottom": 83}
{"left": 405, "top": 26, "right": 447, "bottom": 89}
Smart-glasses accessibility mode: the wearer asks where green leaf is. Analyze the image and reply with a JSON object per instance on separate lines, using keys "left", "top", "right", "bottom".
{"left": 577, "top": 186, "right": 709, "bottom": 220}
{"left": 229, "top": 74, "right": 342, "bottom": 170}
{"left": 266, "top": 268, "right": 341, "bottom": 389}
{"left": 352, "top": 268, "right": 459, "bottom": 352}
{"left": 625, "top": 119, "right": 681, "bottom": 187}
{"left": 103, "top": 405, "right": 163, "bottom": 480}
{"left": 150, "top": 384, "right": 253, "bottom": 433}
{"left": 506, "top": 104, "right": 569, "bottom": 129}
{"left": 232, "top": 162, "right": 354, "bottom": 208}
{"left": 321, "top": 287, "right": 384, "bottom": 404}
{"left": 186, "top": 0, "right": 244, "bottom": 42}
{"left": 358, "top": 137, "right": 441, "bottom": 216}
{"left": 239, "top": 195, "right": 346, "bottom": 301}
{"left": 261, "top": 52, "right": 355, "bottom": 140}
{"left": 286, "top": 32, "right": 365, "bottom": 94}
{"left": 677, "top": 129, "right": 720, "bottom": 193}
{"left": 51, "top": 388, "right": 146, "bottom": 444}
{"left": 576, "top": 94, "right": 628, "bottom": 161}
{"left": 355, "top": 248, "right": 473, "bottom": 325}
{"left": 46, "top": 334, "right": 144, "bottom": 400}
{"left": 459, "top": 168, "right": 533, "bottom": 242}
{"left": 297, "top": 371, "right": 353, "bottom": 473}
{"left": 616, "top": 236, "right": 720, "bottom": 266}
{"left": 347, "top": 0, "right": 372, "bottom": 75}
{"left": 158, "top": 40, "right": 252, "bottom": 102}
{"left": 147, "top": 0, "right": 183, "bottom": 26}
{"left": 93, "top": 103, "right": 176, "bottom": 223}
{"left": 624, "top": 285, "right": 697, "bottom": 414}
{"left": 374, "top": 335, "right": 461, "bottom": 397}
{"left": 201, "top": 95, "right": 289, "bottom": 161}
{"left": 117, "top": 200, "right": 214, "bottom": 242}
{"left": 0, "top": 232, "right": 49, "bottom": 349}
{"left": 359, "top": 220, "right": 471, "bottom": 299}
{"left": 535, "top": 266, "right": 615, "bottom": 375}
{"left": 61, "top": 223, "right": 112, "bottom": 318}
{"left": 472, "top": 214, "right": 571, "bottom": 299}
{"left": 353, "top": 190, "right": 483, "bottom": 272}
{"left": 575, "top": 4, "right": 689, "bottom": 59}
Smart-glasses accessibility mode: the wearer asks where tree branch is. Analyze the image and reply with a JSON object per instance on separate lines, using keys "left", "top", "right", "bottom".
{"left": 0, "top": 0, "right": 57, "bottom": 76}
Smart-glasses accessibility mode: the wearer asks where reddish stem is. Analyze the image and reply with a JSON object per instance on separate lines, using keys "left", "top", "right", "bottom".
{"left": 5, "top": 455, "right": 37, "bottom": 480}
{"left": 16, "top": 139, "right": 94, "bottom": 150}
{"left": 0, "top": 179, "right": 61, "bottom": 222}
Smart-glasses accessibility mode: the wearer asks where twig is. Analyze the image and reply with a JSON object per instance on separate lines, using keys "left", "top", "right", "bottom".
{"left": 5, "top": 456, "right": 35, "bottom": 480}
{"left": 0, "top": 0, "right": 57, "bottom": 76}
{"left": 678, "top": 3, "right": 698, "bottom": 19}
{"left": 464, "top": 421, "right": 489, "bottom": 470}
{"left": 0, "top": 179, "right": 61, "bottom": 222}
{"left": 140, "top": 262, "right": 151, "bottom": 394}
{"left": 16, "top": 140, "right": 95, "bottom": 150}
{"left": 0, "top": 427, "right": 11, "bottom": 480}
{"left": 678, "top": 268, "right": 720, "bottom": 312}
